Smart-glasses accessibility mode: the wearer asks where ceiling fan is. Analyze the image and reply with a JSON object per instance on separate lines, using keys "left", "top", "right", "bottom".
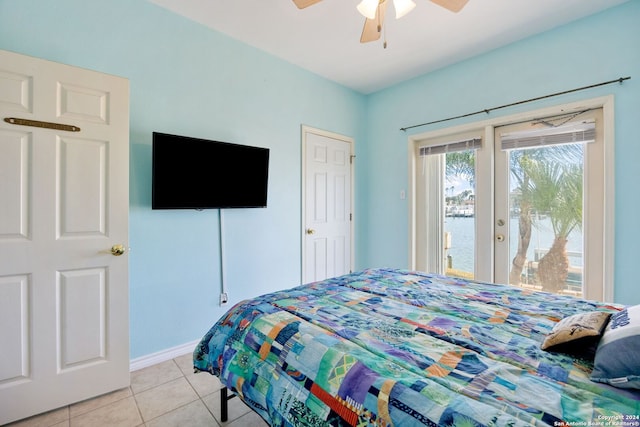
{"left": 292, "top": 0, "right": 469, "bottom": 46}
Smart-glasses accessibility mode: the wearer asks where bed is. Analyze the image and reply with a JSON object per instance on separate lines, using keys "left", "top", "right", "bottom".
{"left": 193, "top": 268, "right": 640, "bottom": 426}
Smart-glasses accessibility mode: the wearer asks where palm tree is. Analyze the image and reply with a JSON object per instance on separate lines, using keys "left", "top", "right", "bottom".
{"left": 507, "top": 145, "right": 583, "bottom": 289}
{"left": 446, "top": 151, "right": 475, "bottom": 187}
{"left": 508, "top": 155, "right": 534, "bottom": 285}
{"left": 529, "top": 162, "right": 583, "bottom": 292}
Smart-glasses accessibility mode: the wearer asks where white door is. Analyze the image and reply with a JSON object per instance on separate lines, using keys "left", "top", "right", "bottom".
{"left": 0, "top": 49, "right": 130, "bottom": 424}
{"left": 302, "top": 127, "right": 353, "bottom": 284}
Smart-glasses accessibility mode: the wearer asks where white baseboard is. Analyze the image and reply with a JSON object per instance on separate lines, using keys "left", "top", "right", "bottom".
{"left": 129, "top": 339, "right": 200, "bottom": 372}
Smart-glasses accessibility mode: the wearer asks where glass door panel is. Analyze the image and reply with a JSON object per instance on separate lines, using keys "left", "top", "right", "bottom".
{"left": 496, "top": 117, "right": 595, "bottom": 297}
{"left": 413, "top": 133, "right": 480, "bottom": 278}
{"left": 444, "top": 150, "right": 476, "bottom": 279}
{"left": 506, "top": 144, "right": 585, "bottom": 296}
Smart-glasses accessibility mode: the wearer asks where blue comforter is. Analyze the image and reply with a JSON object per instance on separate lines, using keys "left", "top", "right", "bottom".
{"left": 194, "top": 268, "right": 640, "bottom": 426}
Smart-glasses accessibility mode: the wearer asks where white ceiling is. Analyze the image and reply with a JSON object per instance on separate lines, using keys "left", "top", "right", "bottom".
{"left": 148, "top": 0, "right": 629, "bottom": 94}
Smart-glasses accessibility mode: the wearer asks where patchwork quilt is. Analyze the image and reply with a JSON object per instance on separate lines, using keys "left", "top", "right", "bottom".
{"left": 193, "top": 268, "right": 640, "bottom": 426}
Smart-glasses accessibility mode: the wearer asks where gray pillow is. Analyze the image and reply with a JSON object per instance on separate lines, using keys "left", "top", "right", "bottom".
{"left": 591, "top": 305, "right": 640, "bottom": 389}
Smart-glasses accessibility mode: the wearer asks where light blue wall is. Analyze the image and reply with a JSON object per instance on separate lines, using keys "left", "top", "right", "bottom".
{"left": 1, "top": 0, "right": 638, "bottom": 360}
{"left": 359, "top": 1, "right": 640, "bottom": 304}
{"left": 0, "top": 0, "right": 366, "bottom": 358}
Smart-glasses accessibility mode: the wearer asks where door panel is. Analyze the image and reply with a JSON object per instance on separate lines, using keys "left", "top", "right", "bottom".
{"left": 0, "top": 49, "right": 129, "bottom": 425}
{"left": 412, "top": 132, "right": 481, "bottom": 277}
{"left": 58, "top": 137, "right": 107, "bottom": 236}
{"left": 0, "top": 275, "right": 29, "bottom": 384}
{"left": 0, "top": 129, "right": 30, "bottom": 239}
{"left": 303, "top": 128, "right": 353, "bottom": 283}
{"left": 58, "top": 82, "right": 110, "bottom": 124}
{"left": 59, "top": 268, "right": 107, "bottom": 369}
{"left": 494, "top": 109, "right": 603, "bottom": 299}
{"left": 0, "top": 68, "right": 32, "bottom": 112}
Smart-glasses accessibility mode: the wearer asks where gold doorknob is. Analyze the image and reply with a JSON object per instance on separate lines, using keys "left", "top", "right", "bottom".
{"left": 111, "top": 244, "right": 126, "bottom": 256}
{"left": 306, "top": 228, "right": 315, "bottom": 235}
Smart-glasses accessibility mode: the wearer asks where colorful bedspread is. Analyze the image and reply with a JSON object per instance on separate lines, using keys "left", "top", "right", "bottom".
{"left": 194, "top": 268, "right": 640, "bottom": 426}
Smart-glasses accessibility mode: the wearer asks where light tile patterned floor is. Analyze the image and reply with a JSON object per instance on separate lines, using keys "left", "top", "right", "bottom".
{"left": 5, "top": 354, "right": 268, "bottom": 427}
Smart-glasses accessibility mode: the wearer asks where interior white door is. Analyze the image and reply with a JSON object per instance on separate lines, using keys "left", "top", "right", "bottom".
{"left": 0, "top": 49, "right": 130, "bottom": 424}
{"left": 302, "top": 127, "right": 353, "bottom": 284}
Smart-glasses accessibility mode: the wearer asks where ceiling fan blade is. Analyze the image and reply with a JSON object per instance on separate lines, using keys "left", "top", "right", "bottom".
{"left": 430, "top": 0, "right": 469, "bottom": 13}
{"left": 360, "top": 0, "right": 388, "bottom": 43}
{"left": 292, "top": 0, "right": 323, "bottom": 9}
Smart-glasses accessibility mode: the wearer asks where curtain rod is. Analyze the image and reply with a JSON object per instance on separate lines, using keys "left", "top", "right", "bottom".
{"left": 400, "top": 76, "right": 631, "bottom": 132}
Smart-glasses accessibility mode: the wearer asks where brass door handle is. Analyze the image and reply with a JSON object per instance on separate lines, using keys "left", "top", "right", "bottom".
{"left": 306, "top": 228, "right": 315, "bottom": 235}
{"left": 111, "top": 244, "right": 126, "bottom": 256}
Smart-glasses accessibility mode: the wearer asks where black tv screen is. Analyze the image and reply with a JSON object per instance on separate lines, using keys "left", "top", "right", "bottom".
{"left": 152, "top": 132, "right": 269, "bottom": 209}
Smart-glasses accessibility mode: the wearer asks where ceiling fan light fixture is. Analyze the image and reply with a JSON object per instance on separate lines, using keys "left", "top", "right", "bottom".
{"left": 357, "top": 0, "right": 379, "bottom": 20}
{"left": 393, "top": 0, "right": 416, "bottom": 19}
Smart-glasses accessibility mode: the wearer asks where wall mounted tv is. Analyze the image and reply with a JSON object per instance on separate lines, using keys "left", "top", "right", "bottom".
{"left": 152, "top": 132, "right": 270, "bottom": 209}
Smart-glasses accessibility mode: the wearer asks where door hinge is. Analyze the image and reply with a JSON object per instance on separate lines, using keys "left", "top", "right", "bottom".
{"left": 350, "top": 154, "right": 356, "bottom": 164}
{"left": 350, "top": 213, "right": 353, "bottom": 221}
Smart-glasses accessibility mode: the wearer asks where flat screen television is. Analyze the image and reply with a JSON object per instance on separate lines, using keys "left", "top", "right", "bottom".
{"left": 152, "top": 132, "right": 270, "bottom": 209}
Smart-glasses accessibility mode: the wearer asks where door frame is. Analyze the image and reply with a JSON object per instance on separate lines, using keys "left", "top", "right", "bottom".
{"left": 408, "top": 95, "right": 614, "bottom": 300}
{"left": 301, "top": 125, "right": 355, "bottom": 284}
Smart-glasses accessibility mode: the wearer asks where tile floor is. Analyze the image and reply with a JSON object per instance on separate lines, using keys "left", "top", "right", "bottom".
{"left": 5, "top": 353, "right": 269, "bottom": 427}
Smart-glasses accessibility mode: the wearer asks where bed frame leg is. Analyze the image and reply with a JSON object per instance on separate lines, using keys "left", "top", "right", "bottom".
{"left": 221, "top": 387, "right": 228, "bottom": 422}
{"left": 220, "top": 387, "right": 237, "bottom": 422}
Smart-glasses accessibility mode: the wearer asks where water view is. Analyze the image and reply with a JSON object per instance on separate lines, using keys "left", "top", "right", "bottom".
{"left": 445, "top": 216, "right": 583, "bottom": 275}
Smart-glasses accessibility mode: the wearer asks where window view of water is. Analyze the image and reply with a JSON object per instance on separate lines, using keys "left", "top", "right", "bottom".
{"left": 444, "top": 216, "right": 583, "bottom": 275}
